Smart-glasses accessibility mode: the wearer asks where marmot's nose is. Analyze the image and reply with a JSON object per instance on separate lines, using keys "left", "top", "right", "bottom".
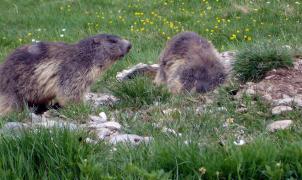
{"left": 122, "top": 39, "right": 132, "bottom": 52}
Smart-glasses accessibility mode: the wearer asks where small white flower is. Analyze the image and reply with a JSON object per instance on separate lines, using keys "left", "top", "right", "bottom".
{"left": 60, "top": 34, "right": 64, "bottom": 37}
{"left": 295, "top": 2, "right": 300, "bottom": 5}
{"left": 37, "top": 28, "right": 41, "bottom": 32}
{"left": 62, "top": 28, "right": 66, "bottom": 32}
{"left": 31, "top": 39, "right": 36, "bottom": 42}
{"left": 266, "top": 1, "right": 271, "bottom": 4}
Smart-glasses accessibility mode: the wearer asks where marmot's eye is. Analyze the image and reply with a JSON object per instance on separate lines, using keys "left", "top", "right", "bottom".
{"left": 108, "top": 39, "right": 118, "bottom": 43}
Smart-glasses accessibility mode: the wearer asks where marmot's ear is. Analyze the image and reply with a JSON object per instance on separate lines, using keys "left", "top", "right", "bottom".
{"left": 93, "top": 38, "right": 102, "bottom": 44}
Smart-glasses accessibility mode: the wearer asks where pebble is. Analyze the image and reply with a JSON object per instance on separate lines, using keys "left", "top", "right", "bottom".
{"left": 266, "top": 120, "right": 293, "bottom": 132}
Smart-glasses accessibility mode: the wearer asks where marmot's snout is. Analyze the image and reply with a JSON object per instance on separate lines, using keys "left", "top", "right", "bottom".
{"left": 121, "top": 39, "right": 132, "bottom": 55}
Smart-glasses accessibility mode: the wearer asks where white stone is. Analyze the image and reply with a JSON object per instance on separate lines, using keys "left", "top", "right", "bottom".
{"left": 96, "top": 128, "right": 112, "bottom": 139}
{"left": 116, "top": 63, "right": 159, "bottom": 81}
{"left": 293, "top": 96, "right": 302, "bottom": 107}
{"left": 161, "top": 127, "right": 182, "bottom": 136}
{"left": 34, "top": 120, "right": 78, "bottom": 130}
{"left": 272, "top": 106, "right": 293, "bottom": 115}
{"left": 99, "top": 112, "right": 108, "bottom": 121}
{"left": 273, "top": 98, "right": 294, "bottom": 106}
{"left": 2, "top": 122, "right": 28, "bottom": 131}
{"left": 246, "top": 88, "right": 256, "bottom": 95}
{"left": 233, "top": 139, "right": 246, "bottom": 146}
{"left": 84, "top": 93, "right": 118, "bottom": 107}
{"left": 85, "top": 138, "right": 97, "bottom": 144}
{"left": 31, "top": 113, "right": 42, "bottom": 123}
{"left": 90, "top": 121, "right": 121, "bottom": 130}
{"left": 266, "top": 120, "right": 293, "bottom": 132}
{"left": 89, "top": 115, "right": 107, "bottom": 123}
{"left": 109, "top": 134, "right": 153, "bottom": 145}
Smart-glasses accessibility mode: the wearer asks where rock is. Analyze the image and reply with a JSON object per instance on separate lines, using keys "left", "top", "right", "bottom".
{"left": 161, "top": 127, "right": 182, "bottom": 136}
{"left": 89, "top": 115, "right": 107, "bottom": 123}
{"left": 273, "top": 98, "right": 294, "bottom": 106}
{"left": 109, "top": 134, "right": 153, "bottom": 145}
{"left": 84, "top": 93, "right": 118, "bottom": 107}
{"left": 31, "top": 113, "right": 42, "bottom": 123}
{"left": 85, "top": 138, "right": 98, "bottom": 144}
{"left": 266, "top": 120, "right": 293, "bottom": 132}
{"left": 272, "top": 106, "right": 293, "bottom": 115}
{"left": 89, "top": 121, "right": 122, "bottom": 131}
{"left": 95, "top": 128, "right": 113, "bottom": 140}
{"left": 33, "top": 120, "right": 78, "bottom": 130}
{"left": 116, "top": 63, "right": 159, "bottom": 81}
{"left": 162, "top": 108, "right": 179, "bottom": 115}
{"left": 99, "top": 112, "right": 108, "bottom": 121}
{"left": 233, "top": 139, "right": 246, "bottom": 146}
{"left": 236, "top": 107, "right": 248, "bottom": 113}
{"left": 293, "top": 96, "right": 302, "bottom": 107}
{"left": 195, "top": 106, "right": 204, "bottom": 114}
{"left": 0, "top": 122, "right": 29, "bottom": 136}
{"left": 246, "top": 88, "right": 256, "bottom": 95}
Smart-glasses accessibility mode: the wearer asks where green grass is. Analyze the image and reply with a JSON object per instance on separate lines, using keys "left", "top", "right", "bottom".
{"left": 109, "top": 77, "right": 171, "bottom": 109}
{"left": 0, "top": 0, "right": 302, "bottom": 179}
{"left": 233, "top": 41, "right": 294, "bottom": 82}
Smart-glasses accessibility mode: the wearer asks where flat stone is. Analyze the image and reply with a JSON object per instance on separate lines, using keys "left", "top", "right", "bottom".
{"left": 84, "top": 93, "right": 118, "bottom": 107}
{"left": 31, "top": 113, "right": 42, "bottom": 123}
{"left": 272, "top": 106, "right": 293, "bottom": 115}
{"left": 89, "top": 121, "right": 121, "bottom": 130}
{"left": 95, "top": 128, "right": 113, "bottom": 140}
{"left": 273, "top": 98, "right": 294, "bottom": 106}
{"left": 33, "top": 120, "right": 78, "bottom": 130}
{"left": 0, "top": 122, "right": 29, "bottom": 136}
{"left": 109, "top": 134, "right": 153, "bottom": 145}
{"left": 89, "top": 115, "right": 107, "bottom": 123}
{"left": 293, "top": 96, "right": 302, "bottom": 107}
{"left": 116, "top": 63, "right": 159, "bottom": 81}
{"left": 266, "top": 120, "right": 293, "bottom": 132}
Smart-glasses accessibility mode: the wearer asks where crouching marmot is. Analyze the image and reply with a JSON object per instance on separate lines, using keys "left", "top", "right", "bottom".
{"left": 0, "top": 34, "right": 132, "bottom": 115}
{"left": 154, "top": 32, "right": 226, "bottom": 93}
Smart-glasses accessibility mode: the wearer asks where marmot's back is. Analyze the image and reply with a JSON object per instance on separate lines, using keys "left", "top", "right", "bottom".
{"left": 155, "top": 32, "right": 226, "bottom": 93}
{"left": 0, "top": 34, "right": 132, "bottom": 116}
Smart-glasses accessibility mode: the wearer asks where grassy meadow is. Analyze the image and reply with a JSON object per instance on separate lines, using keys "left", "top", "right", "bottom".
{"left": 0, "top": 0, "right": 302, "bottom": 179}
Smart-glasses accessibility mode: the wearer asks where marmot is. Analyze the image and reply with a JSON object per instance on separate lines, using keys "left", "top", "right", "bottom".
{"left": 154, "top": 32, "right": 226, "bottom": 93}
{"left": 0, "top": 34, "right": 132, "bottom": 115}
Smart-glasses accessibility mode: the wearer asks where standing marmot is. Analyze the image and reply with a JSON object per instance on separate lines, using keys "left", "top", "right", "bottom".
{"left": 154, "top": 32, "right": 226, "bottom": 93}
{"left": 0, "top": 34, "right": 131, "bottom": 115}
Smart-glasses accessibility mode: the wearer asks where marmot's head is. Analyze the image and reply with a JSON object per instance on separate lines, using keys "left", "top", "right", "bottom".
{"left": 79, "top": 34, "right": 132, "bottom": 66}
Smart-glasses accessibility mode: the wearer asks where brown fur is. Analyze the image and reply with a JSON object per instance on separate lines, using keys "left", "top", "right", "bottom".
{"left": 155, "top": 32, "right": 226, "bottom": 94}
{"left": 0, "top": 34, "right": 131, "bottom": 115}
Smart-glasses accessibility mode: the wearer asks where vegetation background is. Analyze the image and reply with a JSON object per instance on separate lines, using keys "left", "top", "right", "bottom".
{"left": 0, "top": 0, "right": 301, "bottom": 179}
